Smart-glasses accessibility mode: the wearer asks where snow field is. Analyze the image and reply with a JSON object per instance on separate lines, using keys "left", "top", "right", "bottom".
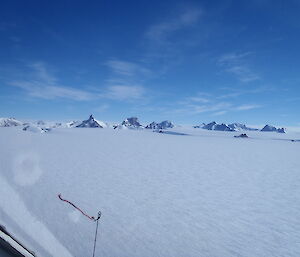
{"left": 0, "top": 127, "right": 300, "bottom": 257}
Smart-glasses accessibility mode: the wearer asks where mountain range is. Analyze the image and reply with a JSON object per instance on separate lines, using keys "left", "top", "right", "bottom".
{"left": 194, "top": 121, "right": 285, "bottom": 133}
{"left": 0, "top": 116, "right": 287, "bottom": 133}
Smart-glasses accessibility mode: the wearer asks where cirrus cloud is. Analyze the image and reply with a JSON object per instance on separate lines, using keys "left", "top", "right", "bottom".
{"left": 101, "top": 85, "right": 145, "bottom": 100}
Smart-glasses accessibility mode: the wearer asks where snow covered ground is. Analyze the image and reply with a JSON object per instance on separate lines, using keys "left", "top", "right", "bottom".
{"left": 1, "top": 127, "right": 300, "bottom": 257}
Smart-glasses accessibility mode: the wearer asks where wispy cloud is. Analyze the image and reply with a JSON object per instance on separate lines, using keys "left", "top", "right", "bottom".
{"left": 212, "top": 110, "right": 228, "bottom": 116}
{"left": 10, "top": 62, "right": 146, "bottom": 102}
{"left": 103, "top": 58, "right": 150, "bottom": 101}
{"left": 172, "top": 89, "right": 263, "bottom": 116}
{"left": 174, "top": 101, "right": 262, "bottom": 116}
{"left": 94, "top": 104, "right": 109, "bottom": 113}
{"left": 106, "top": 60, "right": 151, "bottom": 77}
{"left": 171, "top": 101, "right": 232, "bottom": 115}
{"left": 217, "top": 52, "right": 260, "bottom": 83}
{"left": 225, "top": 66, "right": 260, "bottom": 82}
{"left": 235, "top": 104, "right": 262, "bottom": 111}
{"left": 10, "top": 80, "right": 94, "bottom": 100}
{"left": 102, "top": 9, "right": 203, "bottom": 103}
{"left": 28, "top": 62, "right": 57, "bottom": 84}
{"left": 101, "top": 85, "right": 145, "bottom": 100}
{"left": 143, "top": 6, "right": 203, "bottom": 76}
{"left": 146, "top": 8, "right": 202, "bottom": 43}
{"left": 188, "top": 96, "right": 211, "bottom": 103}
{"left": 217, "top": 86, "right": 269, "bottom": 99}
{"left": 191, "top": 102, "right": 232, "bottom": 114}
{"left": 218, "top": 52, "right": 253, "bottom": 65}
{"left": 179, "top": 93, "right": 211, "bottom": 105}
{"left": 10, "top": 62, "right": 94, "bottom": 101}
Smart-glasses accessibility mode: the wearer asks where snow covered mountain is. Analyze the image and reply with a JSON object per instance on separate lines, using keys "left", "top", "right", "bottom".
{"left": 199, "top": 121, "right": 235, "bottom": 131}
{"left": 94, "top": 119, "right": 108, "bottom": 128}
{"left": 145, "top": 120, "right": 174, "bottom": 129}
{"left": 120, "top": 117, "right": 143, "bottom": 129}
{"left": 0, "top": 118, "right": 23, "bottom": 127}
{"left": 196, "top": 122, "right": 286, "bottom": 133}
{"left": 0, "top": 116, "right": 290, "bottom": 135}
{"left": 145, "top": 122, "right": 157, "bottom": 129}
{"left": 213, "top": 123, "right": 235, "bottom": 131}
{"left": 23, "top": 125, "right": 51, "bottom": 133}
{"left": 193, "top": 123, "right": 205, "bottom": 129}
{"left": 228, "top": 123, "right": 259, "bottom": 131}
{"left": 35, "top": 120, "right": 63, "bottom": 129}
{"left": 76, "top": 115, "right": 103, "bottom": 128}
{"left": 36, "top": 120, "right": 46, "bottom": 126}
{"left": 202, "top": 121, "right": 218, "bottom": 130}
{"left": 66, "top": 120, "right": 81, "bottom": 128}
{"left": 194, "top": 122, "right": 259, "bottom": 132}
{"left": 52, "top": 122, "right": 63, "bottom": 128}
{"left": 261, "top": 125, "right": 285, "bottom": 133}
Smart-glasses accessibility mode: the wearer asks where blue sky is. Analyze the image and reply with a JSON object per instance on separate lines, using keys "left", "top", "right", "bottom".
{"left": 1, "top": 0, "right": 300, "bottom": 126}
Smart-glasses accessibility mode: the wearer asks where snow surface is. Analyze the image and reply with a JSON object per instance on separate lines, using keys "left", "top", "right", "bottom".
{"left": 1, "top": 127, "right": 300, "bottom": 257}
